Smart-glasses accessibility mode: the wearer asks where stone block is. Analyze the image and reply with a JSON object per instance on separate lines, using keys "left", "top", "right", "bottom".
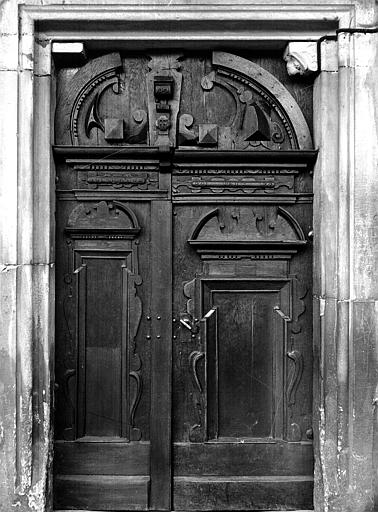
{"left": 0, "top": 266, "right": 17, "bottom": 509}
{"left": 312, "top": 71, "right": 339, "bottom": 298}
{"left": 0, "top": 33, "right": 18, "bottom": 71}
{"left": 0, "top": 0, "right": 18, "bottom": 36}
{"left": 319, "top": 39, "right": 338, "bottom": 73}
{"left": 35, "top": 40, "right": 52, "bottom": 76}
{"left": 33, "top": 74, "right": 55, "bottom": 265}
{"left": 18, "top": 70, "right": 34, "bottom": 265}
{"left": 353, "top": 33, "right": 378, "bottom": 299}
{"left": 0, "top": 70, "right": 18, "bottom": 265}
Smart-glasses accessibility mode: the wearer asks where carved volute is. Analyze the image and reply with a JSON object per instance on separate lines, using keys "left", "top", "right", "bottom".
{"left": 55, "top": 51, "right": 313, "bottom": 151}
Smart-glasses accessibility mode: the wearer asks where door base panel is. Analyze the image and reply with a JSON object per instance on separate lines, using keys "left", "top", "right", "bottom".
{"left": 54, "top": 475, "right": 149, "bottom": 510}
{"left": 55, "top": 441, "right": 150, "bottom": 475}
{"left": 173, "top": 476, "right": 313, "bottom": 511}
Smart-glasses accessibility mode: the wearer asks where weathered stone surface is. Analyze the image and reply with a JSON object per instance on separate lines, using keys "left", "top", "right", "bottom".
{"left": 353, "top": 33, "right": 378, "bottom": 300}
{"left": 33, "top": 73, "right": 54, "bottom": 265}
{"left": 0, "top": 267, "right": 17, "bottom": 512}
{"left": 313, "top": 55, "right": 339, "bottom": 298}
{"left": 18, "top": 69, "right": 34, "bottom": 266}
{"left": 312, "top": 27, "right": 378, "bottom": 512}
{"left": 0, "top": 70, "right": 18, "bottom": 266}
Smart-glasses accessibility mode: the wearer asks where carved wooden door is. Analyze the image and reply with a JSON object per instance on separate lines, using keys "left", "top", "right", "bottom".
{"left": 53, "top": 50, "right": 315, "bottom": 511}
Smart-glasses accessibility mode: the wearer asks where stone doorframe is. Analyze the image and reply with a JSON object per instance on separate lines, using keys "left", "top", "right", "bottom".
{"left": 1, "top": 2, "right": 377, "bottom": 511}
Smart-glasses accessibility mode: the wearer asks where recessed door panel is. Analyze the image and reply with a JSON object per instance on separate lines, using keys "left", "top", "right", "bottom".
{"left": 204, "top": 282, "right": 287, "bottom": 440}
{"left": 76, "top": 253, "right": 128, "bottom": 438}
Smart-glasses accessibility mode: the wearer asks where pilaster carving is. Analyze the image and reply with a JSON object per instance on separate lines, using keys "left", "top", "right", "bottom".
{"left": 146, "top": 54, "right": 183, "bottom": 148}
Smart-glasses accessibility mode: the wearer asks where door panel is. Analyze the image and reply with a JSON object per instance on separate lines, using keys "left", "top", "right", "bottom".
{"left": 54, "top": 188, "right": 157, "bottom": 509}
{"left": 204, "top": 280, "right": 288, "bottom": 440}
{"left": 172, "top": 200, "right": 313, "bottom": 511}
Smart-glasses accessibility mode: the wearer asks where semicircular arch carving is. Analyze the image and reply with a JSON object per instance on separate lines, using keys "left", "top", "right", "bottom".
{"left": 55, "top": 51, "right": 312, "bottom": 151}
{"left": 211, "top": 52, "right": 312, "bottom": 150}
{"left": 66, "top": 200, "right": 141, "bottom": 239}
{"left": 188, "top": 206, "right": 307, "bottom": 255}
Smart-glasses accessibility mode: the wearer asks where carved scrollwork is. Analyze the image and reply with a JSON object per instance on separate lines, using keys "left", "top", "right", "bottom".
{"left": 55, "top": 50, "right": 312, "bottom": 150}
{"left": 189, "top": 351, "right": 205, "bottom": 393}
{"left": 287, "top": 350, "right": 304, "bottom": 406}
{"left": 188, "top": 350, "right": 205, "bottom": 443}
{"left": 291, "top": 277, "right": 308, "bottom": 334}
{"left": 192, "top": 59, "right": 299, "bottom": 150}
{"left": 178, "top": 114, "right": 198, "bottom": 146}
{"left": 85, "top": 92, "right": 104, "bottom": 137}
{"left": 288, "top": 422, "right": 302, "bottom": 442}
{"left": 128, "top": 267, "right": 143, "bottom": 441}
{"left": 126, "top": 109, "right": 148, "bottom": 144}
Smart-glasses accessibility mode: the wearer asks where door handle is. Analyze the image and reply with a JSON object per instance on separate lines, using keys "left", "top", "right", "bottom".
{"left": 179, "top": 313, "right": 199, "bottom": 334}
{"left": 273, "top": 305, "right": 291, "bottom": 321}
{"left": 180, "top": 317, "right": 193, "bottom": 330}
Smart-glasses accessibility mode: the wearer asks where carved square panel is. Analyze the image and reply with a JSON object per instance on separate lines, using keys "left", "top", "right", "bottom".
{"left": 104, "top": 118, "right": 124, "bottom": 141}
{"left": 154, "top": 75, "right": 174, "bottom": 99}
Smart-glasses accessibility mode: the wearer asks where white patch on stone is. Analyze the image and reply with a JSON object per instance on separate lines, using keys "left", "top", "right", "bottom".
{"left": 283, "top": 42, "right": 318, "bottom": 76}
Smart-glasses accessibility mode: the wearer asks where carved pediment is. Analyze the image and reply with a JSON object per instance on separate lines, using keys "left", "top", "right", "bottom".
{"left": 55, "top": 51, "right": 312, "bottom": 151}
{"left": 188, "top": 206, "right": 307, "bottom": 256}
{"left": 66, "top": 200, "right": 141, "bottom": 239}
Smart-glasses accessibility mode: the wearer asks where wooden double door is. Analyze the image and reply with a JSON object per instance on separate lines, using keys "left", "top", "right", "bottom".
{"left": 54, "top": 152, "right": 314, "bottom": 512}
{"left": 53, "top": 50, "right": 314, "bottom": 511}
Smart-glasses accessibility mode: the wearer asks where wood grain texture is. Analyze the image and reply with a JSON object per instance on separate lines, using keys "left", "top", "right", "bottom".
{"left": 54, "top": 441, "right": 150, "bottom": 476}
{"left": 54, "top": 475, "right": 149, "bottom": 510}
{"left": 173, "top": 475, "right": 313, "bottom": 510}
{"left": 149, "top": 200, "right": 172, "bottom": 510}
{"left": 173, "top": 441, "right": 313, "bottom": 476}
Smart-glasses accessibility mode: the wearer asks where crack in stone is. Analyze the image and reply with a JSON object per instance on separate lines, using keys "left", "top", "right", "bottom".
{"left": 1, "top": 263, "right": 55, "bottom": 272}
